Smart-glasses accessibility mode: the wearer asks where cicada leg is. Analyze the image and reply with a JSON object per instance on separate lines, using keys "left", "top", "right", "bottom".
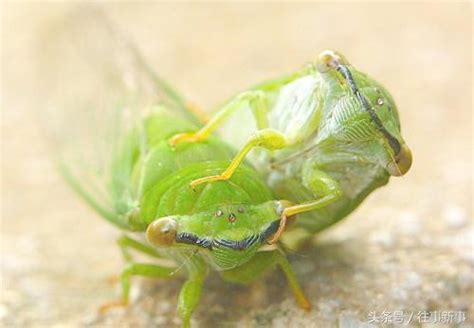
{"left": 268, "top": 169, "right": 342, "bottom": 244}
{"left": 101, "top": 236, "right": 178, "bottom": 313}
{"left": 221, "top": 250, "right": 311, "bottom": 311}
{"left": 104, "top": 235, "right": 169, "bottom": 286}
{"left": 177, "top": 270, "right": 207, "bottom": 328}
{"left": 169, "top": 90, "right": 270, "bottom": 146}
{"left": 101, "top": 248, "right": 207, "bottom": 327}
{"left": 190, "top": 128, "right": 288, "bottom": 189}
{"left": 99, "top": 262, "right": 176, "bottom": 314}
{"left": 117, "top": 235, "right": 163, "bottom": 262}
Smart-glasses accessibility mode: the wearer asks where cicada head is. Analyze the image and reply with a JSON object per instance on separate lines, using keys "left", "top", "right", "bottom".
{"left": 316, "top": 50, "right": 412, "bottom": 177}
{"left": 146, "top": 201, "right": 292, "bottom": 270}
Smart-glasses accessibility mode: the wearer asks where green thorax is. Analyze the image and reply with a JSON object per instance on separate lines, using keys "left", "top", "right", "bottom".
{"left": 124, "top": 110, "right": 283, "bottom": 270}
{"left": 122, "top": 110, "right": 276, "bottom": 233}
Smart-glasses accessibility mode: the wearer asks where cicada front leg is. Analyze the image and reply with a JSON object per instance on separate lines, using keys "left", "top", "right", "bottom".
{"left": 269, "top": 168, "right": 342, "bottom": 244}
{"left": 221, "top": 250, "right": 311, "bottom": 311}
{"left": 99, "top": 235, "right": 177, "bottom": 314}
{"left": 190, "top": 128, "right": 288, "bottom": 188}
{"left": 117, "top": 235, "right": 163, "bottom": 262}
{"left": 169, "top": 90, "right": 270, "bottom": 146}
{"left": 102, "top": 263, "right": 207, "bottom": 328}
{"left": 98, "top": 262, "right": 176, "bottom": 313}
{"left": 177, "top": 268, "right": 207, "bottom": 328}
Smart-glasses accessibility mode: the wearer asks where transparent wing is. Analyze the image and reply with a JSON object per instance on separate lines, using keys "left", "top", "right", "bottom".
{"left": 38, "top": 7, "right": 198, "bottom": 229}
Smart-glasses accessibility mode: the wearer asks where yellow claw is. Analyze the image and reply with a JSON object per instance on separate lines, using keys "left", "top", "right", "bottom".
{"left": 168, "top": 132, "right": 202, "bottom": 146}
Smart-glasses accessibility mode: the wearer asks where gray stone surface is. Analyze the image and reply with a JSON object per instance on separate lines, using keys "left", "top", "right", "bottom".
{"left": 2, "top": 2, "right": 472, "bottom": 327}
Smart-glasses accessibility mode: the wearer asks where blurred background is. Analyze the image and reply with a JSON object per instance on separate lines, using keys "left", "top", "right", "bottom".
{"left": 1, "top": 2, "right": 472, "bottom": 327}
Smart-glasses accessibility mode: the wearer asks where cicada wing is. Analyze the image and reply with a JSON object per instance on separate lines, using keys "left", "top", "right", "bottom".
{"left": 38, "top": 8, "right": 195, "bottom": 229}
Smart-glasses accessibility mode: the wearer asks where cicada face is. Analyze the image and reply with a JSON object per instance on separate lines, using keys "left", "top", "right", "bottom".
{"left": 317, "top": 50, "right": 412, "bottom": 177}
{"left": 146, "top": 201, "right": 286, "bottom": 270}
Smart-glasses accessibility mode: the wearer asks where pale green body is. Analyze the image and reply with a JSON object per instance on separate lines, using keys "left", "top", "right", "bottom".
{"left": 176, "top": 54, "right": 411, "bottom": 245}
{"left": 248, "top": 68, "right": 395, "bottom": 233}
{"left": 64, "top": 108, "right": 310, "bottom": 327}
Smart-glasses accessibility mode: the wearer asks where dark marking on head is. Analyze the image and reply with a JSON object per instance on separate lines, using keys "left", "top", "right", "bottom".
{"left": 174, "top": 220, "right": 280, "bottom": 251}
{"left": 213, "top": 234, "right": 259, "bottom": 251}
{"left": 258, "top": 220, "right": 280, "bottom": 242}
{"left": 228, "top": 213, "right": 237, "bottom": 223}
{"left": 175, "top": 233, "right": 197, "bottom": 244}
{"left": 335, "top": 64, "right": 401, "bottom": 155}
{"left": 175, "top": 232, "right": 212, "bottom": 248}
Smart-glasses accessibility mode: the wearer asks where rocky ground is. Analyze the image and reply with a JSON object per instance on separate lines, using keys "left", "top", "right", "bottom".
{"left": 1, "top": 2, "right": 472, "bottom": 327}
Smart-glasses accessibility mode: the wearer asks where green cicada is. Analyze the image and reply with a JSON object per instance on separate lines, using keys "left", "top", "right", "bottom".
{"left": 96, "top": 107, "right": 310, "bottom": 327}
{"left": 43, "top": 11, "right": 309, "bottom": 328}
{"left": 170, "top": 50, "right": 412, "bottom": 245}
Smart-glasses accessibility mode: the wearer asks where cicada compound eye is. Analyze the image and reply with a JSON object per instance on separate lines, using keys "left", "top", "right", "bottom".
{"left": 386, "top": 143, "right": 412, "bottom": 177}
{"left": 146, "top": 217, "right": 177, "bottom": 247}
{"left": 316, "top": 50, "right": 349, "bottom": 73}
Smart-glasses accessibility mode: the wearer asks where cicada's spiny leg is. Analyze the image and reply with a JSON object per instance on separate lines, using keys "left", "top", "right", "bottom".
{"left": 117, "top": 235, "right": 164, "bottom": 262}
{"left": 99, "top": 262, "right": 176, "bottom": 314}
{"left": 274, "top": 251, "right": 312, "bottom": 311}
{"left": 190, "top": 129, "right": 288, "bottom": 189}
{"left": 221, "top": 250, "right": 311, "bottom": 311}
{"left": 169, "top": 90, "right": 270, "bottom": 146}
{"left": 177, "top": 268, "right": 207, "bottom": 328}
{"left": 268, "top": 169, "right": 342, "bottom": 244}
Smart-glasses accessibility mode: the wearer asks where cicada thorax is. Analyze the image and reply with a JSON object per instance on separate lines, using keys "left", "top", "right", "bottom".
{"left": 114, "top": 109, "right": 285, "bottom": 267}
{"left": 139, "top": 157, "right": 285, "bottom": 270}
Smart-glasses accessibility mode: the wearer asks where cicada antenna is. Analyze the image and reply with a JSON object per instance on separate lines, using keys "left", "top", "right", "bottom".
{"left": 271, "top": 143, "right": 319, "bottom": 168}
{"left": 170, "top": 249, "right": 199, "bottom": 276}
